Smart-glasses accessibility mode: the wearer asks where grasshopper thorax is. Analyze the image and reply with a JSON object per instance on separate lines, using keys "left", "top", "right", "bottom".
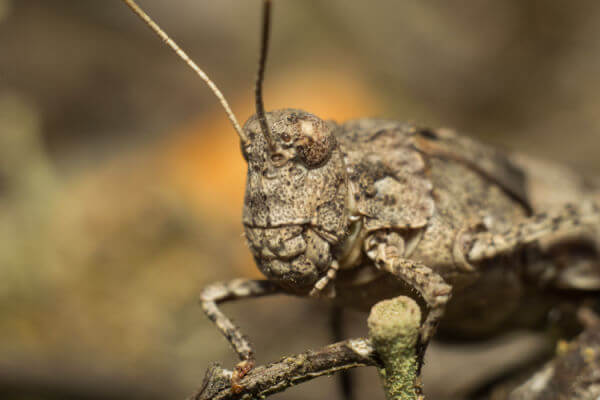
{"left": 242, "top": 109, "right": 350, "bottom": 293}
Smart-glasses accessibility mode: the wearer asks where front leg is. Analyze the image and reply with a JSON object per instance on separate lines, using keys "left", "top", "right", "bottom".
{"left": 378, "top": 256, "right": 452, "bottom": 348}
{"left": 366, "top": 233, "right": 452, "bottom": 349}
{"left": 200, "top": 278, "right": 281, "bottom": 391}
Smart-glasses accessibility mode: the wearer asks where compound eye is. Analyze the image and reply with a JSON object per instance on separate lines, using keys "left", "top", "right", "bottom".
{"left": 296, "top": 120, "right": 335, "bottom": 168}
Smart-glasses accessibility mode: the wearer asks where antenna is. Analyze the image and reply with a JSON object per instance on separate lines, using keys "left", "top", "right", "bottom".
{"left": 255, "top": 0, "right": 275, "bottom": 151}
{"left": 121, "top": 0, "right": 248, "bottom": 143}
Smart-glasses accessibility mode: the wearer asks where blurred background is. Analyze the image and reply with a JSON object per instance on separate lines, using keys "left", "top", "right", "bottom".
{"left": 1, "top": 0, "right": 600, "bottom": 399}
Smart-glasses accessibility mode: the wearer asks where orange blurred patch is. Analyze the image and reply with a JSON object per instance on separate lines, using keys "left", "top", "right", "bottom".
{"left": 162, "top": 64, "right": 382, "bottom": 222}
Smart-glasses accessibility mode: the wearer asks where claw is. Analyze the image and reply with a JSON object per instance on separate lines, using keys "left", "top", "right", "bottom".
{"left": 231, "top": 358, "right": 255, "bottom": 394}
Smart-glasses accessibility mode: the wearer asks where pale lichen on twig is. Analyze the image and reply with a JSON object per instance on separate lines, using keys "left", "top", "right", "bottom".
{"left": 368, "top": 296, "right": 423, "bottom": 400}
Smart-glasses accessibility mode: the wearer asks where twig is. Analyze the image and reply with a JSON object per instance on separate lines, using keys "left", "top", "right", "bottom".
{"left": 190, "top": 296, "right": 424, "bottom": 400}
{"left": 190, "top": 338, "right": 379, "bottom": 400}
{"left": 508, "top": 322, "right": 600, "bottom": 400}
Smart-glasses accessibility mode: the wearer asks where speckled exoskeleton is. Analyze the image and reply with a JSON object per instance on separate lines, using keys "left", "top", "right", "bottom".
{"left": 122, "top": 0, "right": 600, "bottom": 393}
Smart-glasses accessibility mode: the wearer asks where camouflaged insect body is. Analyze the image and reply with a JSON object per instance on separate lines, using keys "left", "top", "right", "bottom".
{"left": 241, "top": 108, "right": 600, "bottom": 338}
{"left": 120, "top": 4, "right": 600, "bottom": 391}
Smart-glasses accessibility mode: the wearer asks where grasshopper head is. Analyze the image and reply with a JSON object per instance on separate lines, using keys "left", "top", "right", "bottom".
{"left": 121, "top": 0, "right": 350, "bottom": 293}
{"left": 241, "top": 109, "right": 349, "bottom": 293}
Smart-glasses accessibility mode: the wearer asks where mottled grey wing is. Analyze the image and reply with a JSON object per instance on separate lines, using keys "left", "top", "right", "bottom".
{"left": 411, "top": 127, "right": 532, "bottom": 214}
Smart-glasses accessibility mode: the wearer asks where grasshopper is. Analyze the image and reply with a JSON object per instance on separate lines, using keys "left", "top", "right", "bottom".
{"left": 121, "top": 0, "right": 600, "bottom": 393}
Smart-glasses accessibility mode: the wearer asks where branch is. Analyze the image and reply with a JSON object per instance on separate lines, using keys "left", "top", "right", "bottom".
{"left": 189, "top": 296, "right": 424, "bottom": 400}
{"left": 190, "top": 338, "right": 379, "bottom": 400}
{"left": 508, "top": 319, "right": 600, "bottom": 400}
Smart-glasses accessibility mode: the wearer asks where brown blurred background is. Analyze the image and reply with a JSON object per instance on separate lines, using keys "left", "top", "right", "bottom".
{"left": 1, "top": 1, "right": 599, "bottom": 399}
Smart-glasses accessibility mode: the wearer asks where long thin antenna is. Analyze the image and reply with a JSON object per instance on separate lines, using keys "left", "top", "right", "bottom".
{"left": 255, "top": 0, "right": 275, "bottom": 151}
{"left": 121, "top": 0, "right": 248, "bottom": 143}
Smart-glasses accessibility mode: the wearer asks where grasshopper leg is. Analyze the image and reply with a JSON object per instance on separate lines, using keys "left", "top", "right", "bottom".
{"left": 199, "top": 278, "right": 281, "bottom": 392}
{"left": 467, "top": 200, "right": 600, "bottom": 263}
{"left": 371, "top": 240, "right": 452, "bottom": 356}
{"left": 379, "top": 256, "right": 452, "bottom": 346}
